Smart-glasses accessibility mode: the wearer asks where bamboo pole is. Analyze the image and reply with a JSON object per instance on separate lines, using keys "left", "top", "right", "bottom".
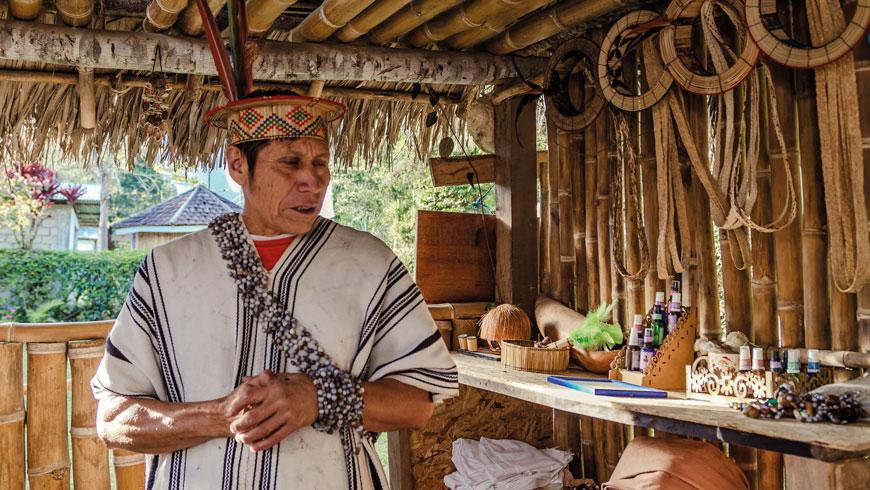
{"left": 177, "top": 0, "right": 225, "bottom": 36}
{"left": 56, "top": 0, "right": 94, "bottom": 26}
{"left": 572, "top": 131, "right": 589, "bottom": 312}
{"left": 858, "top": 37, "right": 870, "bottom": 355}
{"left": 547, "top": 117, "right": 563, "bottom": 303}
{"left": 592, "top": 418, "right": 606, "bottom": 483}
{"left": 831, "top": 289, "right": 860, "bottom": 381}
{"left": 758, "top": 449, "right": 783, "bottom": 490}
{"left": 0, "top": 320, "right": 113, "bottom": 343}
{"left": 69, "top": 340, "right": 110, "bottom": 490}
{"left": 732, "top": 444, "right": 758, "bottom": 490}
{"left": 596, "top": 113, "right": 613, "bottom": 307}
{"left": 26, "top": 342, "right": 70, "bottom": 490}
{"left": 720, "top": 232, "right": 752, "bottom": 338}
{"left": 366, "top": 0, "right": 463, "bottom": 45}
{"left": 143, "top": 0, "right": 186, "bottom": 31}
{"left": 558, "top": 129, "right": 576, "bottom": 308}
{"left": 540, "top": 149, "right": 552, "bottom": 296}
{"left": 247, "top": 0, "right": 301, "bottom": 36}
{"left": 333, "top": 0, "right": 410, "bottom": 42}
{"left": 0, "top": 343, "right": 25, "bottom": 490}
{"left": 403, "top": 0, "right": 551, "bottom": 49}
{"left": 620, "top": 50, "right": 644, "bottom": 322}
{"left": 8, "top": 0, "right": 42, "bottom": 19}
{"left": 584, "top": 113, "right": 601, "bottom": 310}
{"left": 768, "top": 62, "right": 805, "bottom": 349}
{"left": 752, "top": 78, "right": 778, "bottom": 348}
{"left": 78, "top": 67, "right": 96, "bottom": 130}
{"left": 482, "top": 0, "right": 628, "bottom": 55}
{"left": 112, "top": 449, "right": 146, "bottom": 490}
{"left": 579, "top": 416, "right": 596, "bottom": 481}
{"left": 290, "top": 0, "right": 377, "bottom": 42}
{"left": 603, "top": 421, "right": 623, "bottom": 482}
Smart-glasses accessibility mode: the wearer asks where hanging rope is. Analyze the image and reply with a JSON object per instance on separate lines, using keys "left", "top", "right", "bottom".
{"left": 807, "top": 0, "right": 870, "bottom": 293}
{"left": 610, "top": 111, "right": 650, "bottom": 281}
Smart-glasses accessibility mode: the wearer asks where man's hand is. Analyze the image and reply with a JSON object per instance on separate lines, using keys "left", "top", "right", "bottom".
{"left": 228, "top": 370, "right": 318, "bottom": 452}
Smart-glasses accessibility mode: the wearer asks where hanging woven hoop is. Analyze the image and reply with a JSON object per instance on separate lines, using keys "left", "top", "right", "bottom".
{"left": 598, "top": 10, "right": 674, "bottom": 112}
{"left": 659, "top": 0, "right": 760, "bottom": 95}
{"left": 745, "top": 0, "right": 870, "bottom": 69}
{"left": 545, "top": 37, "right": 606, "bottom": 131}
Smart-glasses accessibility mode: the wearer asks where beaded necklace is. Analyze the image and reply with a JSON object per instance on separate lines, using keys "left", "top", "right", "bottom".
{"left": 209, "top": 213, "right": 365, "bottom": 455}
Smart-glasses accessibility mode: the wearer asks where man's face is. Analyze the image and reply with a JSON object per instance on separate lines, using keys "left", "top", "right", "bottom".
{"left": 227, "top": 138, "right": 330, "bottom": 236}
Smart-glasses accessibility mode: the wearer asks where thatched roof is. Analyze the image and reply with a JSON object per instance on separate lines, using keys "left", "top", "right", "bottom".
{"left": 0, "top": 0, "right": 637, "bottom": 169}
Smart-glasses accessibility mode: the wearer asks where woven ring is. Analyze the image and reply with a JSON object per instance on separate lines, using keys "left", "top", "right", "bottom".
{"left": 598, "top": 10, "right": 674, "bottom": 112}
{"left": 745, "top": 0, "right": 870, "bottom": 69}
{"left": 545, "top": 38, "right": 606, "bottom": 131}
{"left": 659, "top": 0, "right": 760, "bottom": 95}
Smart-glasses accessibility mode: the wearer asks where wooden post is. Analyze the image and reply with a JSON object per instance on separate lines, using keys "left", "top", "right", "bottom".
{"left": 752, "top": 76, "right": 778, "bottom": 348}
{"left": 732, "top": 444, "right": 758, "bottom": 490}
{"left": 596, "top": 113, "right": 613, "bottom": 307}
{"left": 540, "top": 151, "right": 552, "bottom": 296}
{"left": 26, "top": 342, "right": 70, "bottom": 490}
{"left": 546, "top": 117, "right": 563, "bottom": 303}
{"left": 112, "top": 449, "right": 145, "bottom": 490}
{"left": 591, "top": 418, "right": 606, "bottom": 483}
{"left": 558, "top": 130, "right": 576, "bottom": 308}
{"left": 77, "top": 67, "right": 96, "bottom": 130}
{"left": 307, "top": 80, "right": 325, "bottom": 98}
{"left": 69, "top": 340, "right": 110, "bottom": 490}
{"left": 572, "top": 131, "right": 589, "bottom": 312}
{"left": 758, "top": 449, "right": 783, "bottom": 490}
{"left": 579, "top": 416, "right": 596, "bottom": 481}
{"left": 603, "top": 421, "right": 623, "bottom": 482}
{"left": 494, "top": 96, "right": 538, "bottom": 314}
{"left": 584, "top": 114, "right": 600, "bottom": 309}
{"left": 0, "top": 343, "right": 25, "bottom": 490}
{"left": 387, "top": 430, "right": 412, "bottom": 490}
{"left": 553, "top": 410, "right": 582, "bottom": 478}
{"left": 854, "top": 11, "right": 870, "bottom": 356}
{"left": 768, "top": 62, "right": 805, "bottom": 349}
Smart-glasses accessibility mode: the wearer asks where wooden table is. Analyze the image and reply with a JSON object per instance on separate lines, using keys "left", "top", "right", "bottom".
{"left": 453, "top": 353, "right": 870, "bottom": 462}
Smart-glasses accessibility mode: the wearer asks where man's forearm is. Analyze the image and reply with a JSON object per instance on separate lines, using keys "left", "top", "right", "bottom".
{"left": 97, "top": 395, "right": 232, "bottom": 454}
{"left": 360, "top": 379, "right": 434, "bottom": 433}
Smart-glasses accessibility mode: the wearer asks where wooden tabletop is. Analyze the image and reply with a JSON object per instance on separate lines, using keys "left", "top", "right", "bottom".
{"left": 452, "top": 353, "right": 870, "bottom": 462}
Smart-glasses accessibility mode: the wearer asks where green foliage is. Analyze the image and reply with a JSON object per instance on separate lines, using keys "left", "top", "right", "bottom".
{"left": 110, "top": 166, "right": 177, "bottom": 223}
{"left": 331, "top": 155, "right": 494, "bottom": 272}
{"left": 0, "top": 249, "right": 146, "bottom": 323}
{"left": 0, "top": 161, "right": 61, "bottom": 249}
{"left": 569, "top": 300, "right": 623, "bottom": 351}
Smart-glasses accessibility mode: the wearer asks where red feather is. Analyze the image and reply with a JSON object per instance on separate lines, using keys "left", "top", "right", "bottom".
{"left": 195, "top": 0, "right": 238, "bottom": 101}
{"left": 243, "top": 41, "right": 258, "bottom": 96}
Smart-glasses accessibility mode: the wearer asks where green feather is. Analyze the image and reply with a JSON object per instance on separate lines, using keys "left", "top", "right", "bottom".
{"left": 568, "top": 299, "right": 623, "bottom": 351}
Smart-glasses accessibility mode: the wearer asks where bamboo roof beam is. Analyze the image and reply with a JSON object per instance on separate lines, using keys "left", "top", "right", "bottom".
{"left": 367, "top": 0, "right": 463, "bottom": 45}
{"left": 0, "top": 68, "right": 463, "bottom": 103}
{"left": 8, "top": 0, "right": 42, "bottom": 19}
{"left": 483, "top": 0, "right": 638, "bottom": 55}
{"left": 246, "top": 0, "right": 298, "bottom": 36}
{"left": 289, "top": 0, "right": 376, "bottom": 42}
{"left": 402, "top": 0, "right": 553, "bottom": 49}
{"left": 0, "top": 20, "right": 546, "bottom": 84}
{"left": 144, "top": 0, "right": 188, "bottom": 31}
{"left": 77, "top": 67, "right": 96, "bottom": 129}
{"left": 332, "top": 0, "right": 411, "bottom": 43}
{"left": 56, "top": 0, "right": 94, "bottom": 26}
{"left": 177, "top": 0, "right": 225, "bottom": 36}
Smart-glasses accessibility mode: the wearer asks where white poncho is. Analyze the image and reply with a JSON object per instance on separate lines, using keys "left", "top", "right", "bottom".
{"left": 92, "top": 216, "right": 459, "bottom": 489}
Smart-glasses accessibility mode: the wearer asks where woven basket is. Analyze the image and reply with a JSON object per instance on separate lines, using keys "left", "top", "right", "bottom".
{"left": 501, "top": 340, "right": 570, "bottom": 373}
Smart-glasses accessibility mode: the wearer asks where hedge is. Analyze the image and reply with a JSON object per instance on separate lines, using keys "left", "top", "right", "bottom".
{"left": 0, "top": 248, "right": 146, "bottom": 323}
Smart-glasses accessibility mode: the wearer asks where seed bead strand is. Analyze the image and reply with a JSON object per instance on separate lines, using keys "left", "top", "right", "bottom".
{"left": 209, "top": 213, "right": 366, "bottom": 454}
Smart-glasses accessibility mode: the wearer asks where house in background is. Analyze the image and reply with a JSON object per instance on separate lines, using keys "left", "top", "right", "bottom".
{"left": 0, "top": 182, "right": 101, "bottom": 251}
{"left": 111, "top": 185, "right": 242, "bottom": 250}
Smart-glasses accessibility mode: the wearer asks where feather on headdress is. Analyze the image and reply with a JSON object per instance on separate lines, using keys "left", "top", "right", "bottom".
{"left": 195, "top": 0, "right": 249, "bottom": 100}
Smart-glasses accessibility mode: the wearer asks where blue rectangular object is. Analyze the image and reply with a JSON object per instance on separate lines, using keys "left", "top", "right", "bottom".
{"left": 547, "top": 376, "right": 668, "bottom": 398}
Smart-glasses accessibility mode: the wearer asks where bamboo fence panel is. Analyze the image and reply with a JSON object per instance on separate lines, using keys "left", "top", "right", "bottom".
{"left": 752, "top": 80, "right": 778, "bottom": 348}
{"left": 768, "top": 62, "right": 805, "bottom": 349}
{"left": 69, "top": 340, "right": 111, "bottom": 490}
{"left": 558, "top": 129, "right": 577, "bottom": 307}
{"left": 177, "top": 0, "right": 226, "bottom": 36}
{"left": 547, "top": 117, "right": 563, "bottom": 303}
{"left": 367, "top": 0, "right": 463, "bottom": 45}
{"left": 26, "top": 342, "right": 70, "bottom": 490}
{"left": 540, "top": 156, "right": 552, "bottom": 296}
{"left": 0, "top": 343, "right": 25, "bottom": 490}
{"left": 112, "top": 449, "right": 146, "bottom": 490}
{"left": 56, "top": 0, "right": 93, "bottom": 26}
{"left": 579, "top": 416, "right": 596, "bottom": 481}
{"left": 596, "top": 113, "right": 613, "bottom": 307}
{"left": 333, "top": 0, "right": 410, "bottom": 42}
{"left": 572, "top": 131, "right": 589, "bottom": 312}
{"left": 584, "top": 113, "right": 600, "bottom": 309}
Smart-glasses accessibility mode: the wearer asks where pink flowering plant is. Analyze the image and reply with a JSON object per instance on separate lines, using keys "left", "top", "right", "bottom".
{"left": 0, "top": 161, "right": 61, "bottom": 249}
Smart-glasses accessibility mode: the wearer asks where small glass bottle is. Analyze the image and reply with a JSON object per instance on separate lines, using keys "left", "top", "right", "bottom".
{"left": 639, "top": 328, "right": 655, "bottom": 372}
{"left": 667, "top": 292, "right": 682, "bottom": 334}
{"left": 770, "top": 349, "right": 784, "bottom": 374}
{"left": 652, "top": 292, "right": 666, "bottom": 347}
{"left": 751, "top": 347, "right": 765, "bottom": 376}
{"left": 738, "top": 345, "right": 752, "bottom": 372}
{"left": 627, "top": 314, "right": 643, "bottom": 371}
{"left": 786, "top": 349, "right": 801, "bottom": 375}
{"left": 807, "top": 349, "right": 820, "bottom": 377}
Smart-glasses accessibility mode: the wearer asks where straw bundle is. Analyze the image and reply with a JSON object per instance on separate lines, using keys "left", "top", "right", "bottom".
{"left": 367, "top": 0, "right": 463, "bottom": 45}
{"left": 26, "top": 342, "right": 70, "bottom": 490}
{"left": 56, "top": 0, "right": 94, "bottom": 26}
{"left": 69, "top": 340, "right": 110, "bottom": 490}
{"left": 177, "top": 0, "right": 226, "bottom": 36}
{"left": 500, "top": 340, "right": 569, "bottom": 373}
{"left": 479, "top": 304, "right": 532, "bottom": 346}
{"left": 0, "top": 343, "right": 25, "bottom": 490}
{"left": 113, "top": 449, "right": 146, "bottom": 490}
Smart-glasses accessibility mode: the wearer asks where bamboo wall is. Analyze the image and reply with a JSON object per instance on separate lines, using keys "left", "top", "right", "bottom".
{"left": 538, "top": 26, "right": 870, "bottom": 490}
{"left": 0, "top": 322, "right": 145, "bottom": 490}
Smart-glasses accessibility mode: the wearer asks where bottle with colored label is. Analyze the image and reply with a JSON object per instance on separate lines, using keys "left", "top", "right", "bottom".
{"left": 628, "top": 314, "right": 643, "bottom": 371}
{"left": 738, "top": 345, "right": 751, "bottom": 372}
{"left": 639, "top": 328, "right": 655, "bottom": 372}
{"left": 770, "top": 349, "right": 784, "bottom": 373}
{"left": 751, "top": 347, "right": 765, "bottom": 376}
{"left": 667, "top": 292, "right": 682, "bottom": 334}
{"left": 786, "top": 349, "right": 801, "bottom": 375}
{"left": 652, "top": 292, "right": 666, "bottom": 346}
{"left": 807, "top": 349, "right": 820, "bottom": 377}
{"left": 668, "top": 280, "right": 681, "bottom": 310}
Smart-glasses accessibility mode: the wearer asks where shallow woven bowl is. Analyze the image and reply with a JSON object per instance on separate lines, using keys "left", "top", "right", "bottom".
{"left": 501, "top": 340, "right": 570, "bottom": 374}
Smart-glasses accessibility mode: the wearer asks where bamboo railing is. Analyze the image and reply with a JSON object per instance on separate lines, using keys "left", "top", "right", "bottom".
{"left": 0, "top": 321, "right": 145, "bottom": 490}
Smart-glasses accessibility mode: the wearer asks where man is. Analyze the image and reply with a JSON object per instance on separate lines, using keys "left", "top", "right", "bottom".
{"left": 92, "top": 93, "right": 459, "bottom": 489}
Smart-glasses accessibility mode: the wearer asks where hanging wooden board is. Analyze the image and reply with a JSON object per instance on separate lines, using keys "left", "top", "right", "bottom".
{"left": 598, "top": 10, "right": 674, "bottom": 112}
{"left": 745, "top": 0, "right": 870, "bottom": 69}
{"left": 659, "top": 0, "right": 760, "bottom": 95}
{"left": 415, "top": 210, "right": 496, "bottom": 303}
{"left": 545, "top": 37, "right": 606, "bottom": 131}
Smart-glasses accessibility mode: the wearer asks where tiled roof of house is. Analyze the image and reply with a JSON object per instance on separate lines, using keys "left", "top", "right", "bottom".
{"left": 112, "top": 185, "right": 242, "bottom": 229}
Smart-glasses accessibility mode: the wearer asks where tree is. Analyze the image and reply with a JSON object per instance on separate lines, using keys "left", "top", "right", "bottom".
{"left": 109, "top": 165, "right": 177, "bottom": 223}
{"left": 0, "top": 161, "right": 62, "bottom": 249}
